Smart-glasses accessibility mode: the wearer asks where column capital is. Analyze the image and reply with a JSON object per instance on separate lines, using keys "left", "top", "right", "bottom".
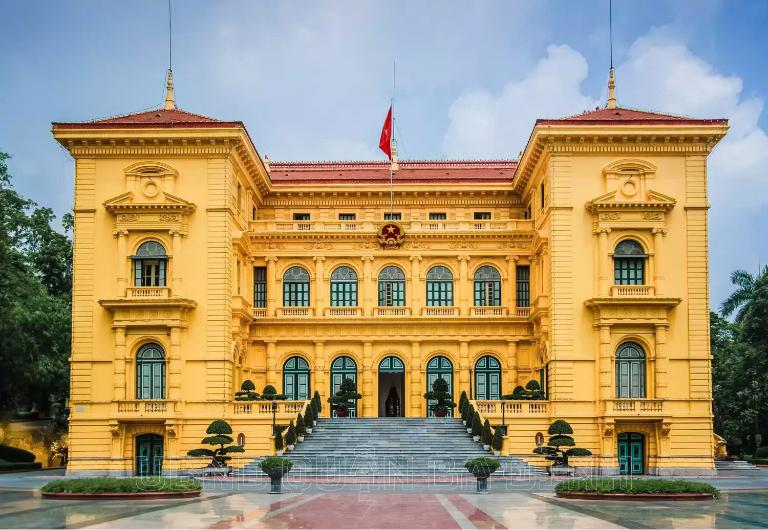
{"left": 265, "top": 255, "right": 279, "bottom": 263}
{"left": 652, "top": 228, "right": 667, "bottom": 236}
{"left": 168, "top": 229, "right": 184, "bottom": 237}
{"left": 592, "top": 227, "right": 611, "bottom": 236}
{"left": 457, "top": 254, "right": 471, "bottom": 262}
{"left": 409, "top": 255, "right": 422, "bottom": 262}
{"left": 313, "top": 256, "right": 326, "bottom": 263}
{"left": 505, "top": 255, "right": 519, "bottom": 262}
{"left": 112, "top": 229, "right": 129, "bottom": 238}
{"left": 314, "top": 340, "right": 325, "bottom": 347}
{"left": 361, "top": 255, "right": 375, "bottom": 262}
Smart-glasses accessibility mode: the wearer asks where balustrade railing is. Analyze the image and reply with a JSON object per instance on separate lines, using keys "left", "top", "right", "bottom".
{"left": 126, "top": 287, "right": 170, "bottom": 299}
{"left": 325, "top": 307, "right": 362, "bottom": 317}
{"left": 116, "top": 400, "right": 172, "bottom": 414}
{"left": 422, "top": 306, "right": 458, "bottom": 317}
{"left": 276, "top": 307, "right": 314, "bottom": 317}
{"left": 472, "top": 400, "right": 549, "bottom": 416}
{"left": 611, "top": 399, "right": 663, "bottom": 414}
{"left": 232, "top": 400, "right": 309, "bottom": 416}
{"left": 611, "top": 285, "right": 655, "bottom": 297}
{"left": 470, "top": 306, "right": 507, "bottom": 317}
{"left": 374, "top": 306, "right": 411, "bottom": 317}
{"left": 514, "top": 307, "right": 531, "bottom": 317}
{"left": 250, "top": 219, "right": 534, "bottom": 234}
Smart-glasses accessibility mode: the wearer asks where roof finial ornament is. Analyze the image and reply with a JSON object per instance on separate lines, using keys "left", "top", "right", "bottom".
{"left": 606, "top": 67, "right": 617, "bottom": 109}
{"left": 164, "top": 68, "right": 176, "bottom": 110}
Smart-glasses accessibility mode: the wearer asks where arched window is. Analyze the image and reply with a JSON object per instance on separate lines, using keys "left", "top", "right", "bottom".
{"left": 133, "top": 241, "right": 167, "bottom": 287}
{"left": 473, "top": 266, "right": 501, "bottom": 306}
{"left": 475, "top": 356, "right": 501, "bottom": 400}
{"left": 378, "top": 266, "right": 405, "bottom": 306}
{"left": 136, "top": 344, "right": 165, "bottom": 400}
{"left": 426, "top": 356, "right": 454, "bottom": 417}
{"left": 616, "top": 342, "right": 646, "bottom": 398}
{"left": 614, "top": 240, "right": 646, "bottom": 285}
{"left": 426, "top": 266, "right": 453, "bottom": 306}
{"left": 283, "top": 266, "right": 310, "bottom": 306}
{"left": 283, "top": 356, "right": 310, "bottom": 400}
{"left": 330, "top": 266, "right": 358, "bottom": 307}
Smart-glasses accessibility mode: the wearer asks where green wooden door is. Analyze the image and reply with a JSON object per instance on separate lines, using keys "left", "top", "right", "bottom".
{"left": 331, "top": 356, "right": 358, "bottom": 417}
{"left": 136, "top": 434, "right": 163, "bottom": 476}
{"left": 618, "top": 432, "right": 644, "bottom": 475}
{"left": 475, "top": 356, "right": 501, "bottom": 400}
{"left": 283, "top": 356, "right": 310, "bottom": 400}
{"left": 426, "top": 356, "right": 453, "bottom": 417}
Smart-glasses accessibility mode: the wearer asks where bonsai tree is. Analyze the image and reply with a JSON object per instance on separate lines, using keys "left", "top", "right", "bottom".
{"left": 464, "top": 457, "right": 501, "bottom": 493}
{"left": 533, "top": 419, "right": 592, "bottom": 467}
{"left": 296, "top": 413, "right": 306, "bottom": 438}
{"left": 458, "top": 390, "right": 468, "bottom": 416}
{"left": 423, "top": 377, "right": 456, "bottom": 417}
{"left": 472, "top": 411, "right": 483, "bottom": 440}
{"left": 262, "top": 385, "right": 286, "bottom": 401}
{"left": 187, "top": 419, "right": 245, "bottom": 468}
{"left": 502, "top": 380, "right": 544, "bottom": 400}
{"left": 492, "top": 426, "right": 504, "bottom": 454}
{"left": 285, "top": 421, "right": 297, "bottom": 448}
{"left": 313, "top": 390, "right": 322, "bottom": 416}
{"left": 328, "top": 378, "right": 362, "bottom": 417}
{"left": 482, "top": 419, "right": 493, "bottom": 448}
{"left": 259, "top": 456, "right": 293, "bottom": 494}
{"left": 234, "top": 380, "right": 260, "bottom": 401}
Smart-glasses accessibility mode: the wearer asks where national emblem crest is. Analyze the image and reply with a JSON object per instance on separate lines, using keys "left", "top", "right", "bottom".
{"left": 378, "top": 223, "right": 405, "bottom": 249}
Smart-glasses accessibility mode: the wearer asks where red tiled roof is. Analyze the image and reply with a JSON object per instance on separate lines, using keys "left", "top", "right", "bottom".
{"left": 537, "top": 106, "right": 728, "bottom": 126}
{"left": 269, "top": 160, "right": 516, "bottom": 185}
{"left": 52, "top": 107, "right": 243, "bottom": 129}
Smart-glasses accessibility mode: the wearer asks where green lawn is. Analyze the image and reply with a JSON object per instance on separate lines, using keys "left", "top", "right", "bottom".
{"left": 41, "top": 477, "right": 201, "bottom": 494}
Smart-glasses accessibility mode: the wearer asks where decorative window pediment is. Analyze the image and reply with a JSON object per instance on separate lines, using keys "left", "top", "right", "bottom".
{"left": 586, "top": 189, "right": 675, "bottom": 214}
{"left": 104, "top": 191, "right": 195, "bottom": 231}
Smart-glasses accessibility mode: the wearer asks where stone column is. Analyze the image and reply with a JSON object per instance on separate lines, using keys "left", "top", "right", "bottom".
{"left": 168, "top": 327, "right": 182, "bottom": 401}
{"left": 361, "top": 255, "right": 374, "bottom": 315}
{"left": 409, "top": 255, "right": 422, "bottom": 313}
{"left": 596, "top": 229, "right": 611, "bottom": 296}
{"left": 266, "top": 341, "right": 278, "bottom": 388}
{"left": 265, "top": 256, "right": 278, "bottom": 316}
{"left": 653, "top": 228, "right": 666, "bottom": 295}
{"left": 458, "top": 255, "right": 471, "bottom": 315}
{"left": 170, "top": 230, "right": 183, "bottom": 297}
{"left": 598, "top": 324, "right": 612, "bottom": 406}
{"left": 506, "top": 255, "right": 518, "bottom": 312}
{"left": 313, "top": 256, "right": 325, "bottom": 316}
{"left": 410, "top": 341, "right": 422, "bottom": 416}
{"left": 314, "top": 341, "right": 326, "bottom": 405}
{"left": 114, "top": 326, "right": 127, "bottom": 400}
{"left": 459, "top": 340, "right": 470, "bottom": 399}
{"left": 115, "top": 230, "right": 128, "bottom": 296}
{"left": 529, "top": 256, "right": 538, "bottom": 305}
{"left": 363, "top": 342, "right": 374, "bottom": 417}
{"left": 506, "top": 340, "right": 518, "bottom": 391}
{"left": 654, "top": 324, "right": 668, "bottom": 398}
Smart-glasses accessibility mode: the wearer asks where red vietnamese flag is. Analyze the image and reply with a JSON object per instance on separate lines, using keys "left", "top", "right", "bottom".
{"left": 379, "top": 105, "right": 393, "bottom": 160}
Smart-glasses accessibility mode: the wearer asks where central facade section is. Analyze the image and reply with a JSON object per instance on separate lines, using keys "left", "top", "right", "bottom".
{"left": 242, "top": 160, "right": 542, "bottom": 418}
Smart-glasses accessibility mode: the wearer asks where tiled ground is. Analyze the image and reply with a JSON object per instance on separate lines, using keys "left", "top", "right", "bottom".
{"left": 2, "top": 469, "right": 768, "bottom": 529}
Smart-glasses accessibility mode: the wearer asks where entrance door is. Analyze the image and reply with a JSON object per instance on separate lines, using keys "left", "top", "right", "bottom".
{"left": 378, "top": 356, "right": 405, "bottom": 417}
{"left": 330, "top": 356, "right": 358, "bottom": 417}
{"left": 283, "top": 356, "right": 310, "bottom": 400}
{"left": 426, "top": 356, "right": 453, "bottom": 417}
{"left": 475, "top": 355, "right": 501, "bottom": 400}
{"left": 617, "top": 432, "right": 644, "bottom": 475}
{"left": 136, "top": 434, "right": 163, "bottom": 476}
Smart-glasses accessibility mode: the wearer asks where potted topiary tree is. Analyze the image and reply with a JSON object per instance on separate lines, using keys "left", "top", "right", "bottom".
{"left": 472, "top": 412, "right": 483, "bottom": 442}
{"left": 187, "top": 419, "right": 245, "bottom": 475}
{"left": 533, "top": 419, "right": 592, "bottom": 476}
{"left": 312, "top": 390, "right": 322, "bottom": 419}
{"left": 458, "top": 391, "right": 468, "bottom": 424}
{"left": 491, "top": 426, "right": 503, "bottom": 456}
{"left": 524, "top": 380, "right": 544, "bottom": 400}
{"left": 423, "top": 377, "right": 456, "bottom": 417}
{"left": 464, "top": 457, "right": 500, "bottom": 493}
{"left": 284, "top": 421, "right": 297, "bottom": 451}
{"left": 304, "top": 407, "right": 314, "bottom": 434}
{"left": 262, "top": 385, "right": 286, "bottom": 401}
{"left": 259, "top": 456, "right": 293, "bottom": 494}
{"left": 274, "top": 426, "right": 285, "bottom": 456}
{"left": 296, "top": 413, "right": 306, "bottom": 442}
{"left": 235, "top": 380, "right": 260, "bottom": 401}
{"left": 328, "top": 378, "right": 362, "bottom": 417}
{"left": 465, "top": 404, "right": 475, "bottom": 433}
{"left": 482, "top": 419, "right": 493, "bottom": 451}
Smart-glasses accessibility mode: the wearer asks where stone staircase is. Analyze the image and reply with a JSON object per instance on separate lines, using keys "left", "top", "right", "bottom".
{"left": 235, "top": 417, "right": 546, "bottom": 479}
{"left": 715, "top": 459, "right": 760, "bottom": 472}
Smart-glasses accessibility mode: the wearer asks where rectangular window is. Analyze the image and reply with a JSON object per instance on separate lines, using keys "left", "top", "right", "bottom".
{"left": 293, "top": 213, "right": 311, "bottom": 221}
{"left": 237, "top": 183, "right": 243, "bottom": 211}
{"left": 331, "top": 282, "right": 358, "bottom": 306}
{"left": 474, "top": 280, "right": 501, "bottom": 306}
{"left": 339, "top": 213, "right": 356, "bottom": 221}
{"left": 252, "top": 207, "right": 257, "bottom": 221}
{"left": 283, "top": 282, "right": 310, "bottom": 307}
{"left": 134, "top": 259, "right": 166, "bottom": 287}
{"left": 614, "top": 258, "right": 645, "bottom": 285}
{"left": 426, "top": 281, "right": 453, "bottom": 306}
{"left": 384, "top": 212, "right": 401, "bottom": 220}
{"left": 516, "top": 265, "right": 530, "bottom": 307}
{"left": 540, "top": 182, "right": 545, "bottom": 210}
{"left": 253, "top": 267, "right": 267, "bottom": 308}
{"left": 429, "top": 212, "right": 447, "bottom": 220}
{"left": 474, "top": 212, "right": 491, "bottom": 220}
{"left": 378, "top": 281, "right": 405, "bottom": 306}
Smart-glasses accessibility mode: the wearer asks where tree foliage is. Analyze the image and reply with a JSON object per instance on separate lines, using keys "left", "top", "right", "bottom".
{"left": 328, "top": 377, "right": 362, "bottom": 413}
{"left": 533, "top": 419, "right": 592, "bottom": 467}
{"left": 423, "top": 377, "right": 456, "bottom": 416}
{"left": 0, "top": 151, "right": 72, "bottom": 416}
{"left": 187, "top": 419, "right": 244, "bottom": 467}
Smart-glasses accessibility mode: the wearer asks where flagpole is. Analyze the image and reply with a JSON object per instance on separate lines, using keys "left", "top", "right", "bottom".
{"left": 389, "top": 61, "right": 395, "bottom": 215}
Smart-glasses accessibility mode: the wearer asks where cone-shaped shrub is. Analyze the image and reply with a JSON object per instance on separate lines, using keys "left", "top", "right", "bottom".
{"left": 482, "top": 419, "right": 493, "bottom": 446}
{"left": 296, "top": 414, "right": 305, "bottom": 436}
{"left": 285, "top": 421, "right": 296, "bottom": 446}
{"left": 304, "top": 405, "right": 314, "bottom": 425}
{"left": 274, "top": 428, "right": 284, "bottom": 451}
{"left": 492, "top": 426, "right": 503, "bottom": 451}
{"left": 313, "top": 391, "right": 322, "bottom": 415}
{"left": 472, "top": 412, "right": 483, "bottom": 437}
{"left": 458, "top": 391, "right": 468, "bottom": 415}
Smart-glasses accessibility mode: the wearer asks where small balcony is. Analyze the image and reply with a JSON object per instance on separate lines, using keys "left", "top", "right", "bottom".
{"left": 249, "top": 219, "right": 534, "bottom": 235}
{"left": 276, "top": 307, "right": 314, "bottom": 318}
{"left": 470, "top": 306, "right": 508, "bottom": 317}
{"left": 253, "top": 308, "right": 268, "bottom": 318}
{"left": 611, "top": 285, "right": 655, "bottom": 297}
{"left": 374, "top": 306, "right": 411, "bottom": 317}
{"left": 324, "top": 307, "right": 362, "bottom": 317}
{"left": 609, "top": 399, "right": 664, "bottom": 416}
{"left": 114, "top": 400, "right": 178, "bottom": 417}
{"left": 126, "top": 287, "right": 171, "bottom": 299}
{"left": 514, "top": 307, "right": 531, "bottom": 317}
{"left": 421, "top": 306, "right": 458, "bottom": 317}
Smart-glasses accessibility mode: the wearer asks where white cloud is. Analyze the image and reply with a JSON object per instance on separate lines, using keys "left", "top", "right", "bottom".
{"left": 443, "top": 44, "right": 599, "bottom": 158}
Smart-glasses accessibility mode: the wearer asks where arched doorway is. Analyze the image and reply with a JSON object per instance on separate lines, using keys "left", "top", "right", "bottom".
{"left": 283, "top": 356, "right": 310, "bottom": 400}
{"left": 378, "top": 356, "right": 405, "bottom": 417}
{"left": 330, "top": 356, "right": 358, "bottom": 417}
{"left": 136, "top": 433, "right": 163, "bottom": 476}
{"left": 475, "top": 355, "right": 501, "bottom": 400}
{"left": 426, "top": 356, "right": 453, "bottom": 417}
{"left": 618, "top": 432, "right": 645, "bottom": 475}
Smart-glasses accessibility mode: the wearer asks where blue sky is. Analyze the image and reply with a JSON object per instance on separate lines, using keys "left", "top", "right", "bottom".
{"left": 2, "top": 0, "right": 767, "bottom": 308}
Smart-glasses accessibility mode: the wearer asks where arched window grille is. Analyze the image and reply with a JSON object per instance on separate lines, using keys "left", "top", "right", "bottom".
{"left": 426, "top": 266, "right": 454, "bottom": 306}
{"left": 283, "top": 266, "right": 310, "bottom": 306}
{"left": 473, "top": 266, "right": 501, "bottom": 306}
{"left": 330, "top": 266, "right": 358, "bottom": 307}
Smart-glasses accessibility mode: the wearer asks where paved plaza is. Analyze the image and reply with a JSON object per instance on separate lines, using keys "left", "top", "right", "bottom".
{"left": 2, "top": 469, "right": 768, "bottom": 529}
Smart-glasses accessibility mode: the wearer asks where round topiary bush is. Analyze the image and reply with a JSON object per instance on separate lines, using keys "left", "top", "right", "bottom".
{"left": 464, "top": 457, "right": 500, "bottom": 477}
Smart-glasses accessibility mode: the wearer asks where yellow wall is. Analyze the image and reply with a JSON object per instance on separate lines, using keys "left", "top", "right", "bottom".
{"left": 53, "top": 116, "right": 727, "bottom": 476}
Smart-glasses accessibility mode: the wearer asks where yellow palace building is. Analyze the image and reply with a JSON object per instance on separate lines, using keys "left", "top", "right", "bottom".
{"left": 52, "top": 70, "right": 728, "bottom": 476}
